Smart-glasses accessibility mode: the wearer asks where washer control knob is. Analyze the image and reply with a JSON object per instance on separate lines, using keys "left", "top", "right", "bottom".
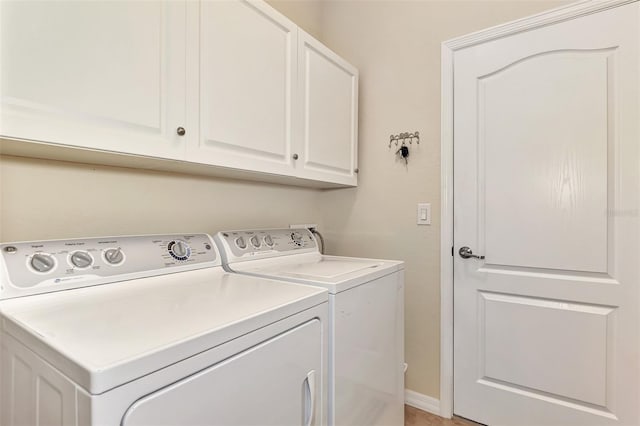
{"left": 30, "top": 253, "right": 56, "bottom": 273}
{"left": 168, "top": 240, "right": 191, "bottom": 261}
{"left": 250, "top": 235, "right": 261, "bottom": 248}
{"left": 264, "top": 234, "right": 274, "bottom": 247}
{"left": 235, "top": 237, "right": 247, "bottom": 250}
{"left": 291, "top": 232, "right": 303, "bottom": 247}
{"left": 104, "top": 248, "right": 124, "bottom": 265}
{"left": 70, "top": 251, "right": 93, "bottom": 268}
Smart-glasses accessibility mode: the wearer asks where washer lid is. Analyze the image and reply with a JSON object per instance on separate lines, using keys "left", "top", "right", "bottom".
{"left": 0, "top": 267, "right": 327, "bottom": 394}
{"left": 278, "top": 257, "right": 384, "bottom": 278}
{"left": 232, "top": 254, "right": 404, "bottom": 294}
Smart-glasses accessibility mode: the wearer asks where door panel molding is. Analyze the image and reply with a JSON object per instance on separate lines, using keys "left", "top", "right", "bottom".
{"left": 440, "top": 0, "right": 638, "bottom": 419}
{"left": 476, "top": 47, "right": 617, "bottom": 80}
{"left": 477, "top": 48, "right": 611, "bottom": 273}
{"left": 476, "top": 378, "right": 618, "bottom": 420}
{"left": 477, "top": 291, "right": 615, "bottom": 408}
{"left": 477, "top": 264, "right": 619, "bottom": 285}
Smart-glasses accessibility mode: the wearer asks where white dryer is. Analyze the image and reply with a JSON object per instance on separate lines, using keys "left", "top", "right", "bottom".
{"left": 214, "top": 228, "right": 405, "bottom": 426}
{"left": 0, "top": 233, "right": 328, "bottom": 426}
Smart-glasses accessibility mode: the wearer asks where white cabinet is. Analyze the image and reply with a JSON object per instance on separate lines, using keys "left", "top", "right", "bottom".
{"left": 297, "top": 31, "right": 359, "bottom": 186}
{"left": 0, "top": 1, "right": 188, "bottom": 159}
{"left": 188, "top": 0, "right": 298, "bottom": 177}
{"left": 190, "top": 1, "right": 359, "bottom": 186}
{"left": 0, "top": 0, "right": 358, "bottom": 188}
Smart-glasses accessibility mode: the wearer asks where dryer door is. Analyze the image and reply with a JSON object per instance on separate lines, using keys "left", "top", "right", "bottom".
{"left": 121, "top": 319, "right": 322, "bottom": 426}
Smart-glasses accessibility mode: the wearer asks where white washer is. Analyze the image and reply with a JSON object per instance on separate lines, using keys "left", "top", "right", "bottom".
{"left": 214, "top": 228, "right": 405, "bottom": 426}
{"left": 0, "top": 233, "right": 328, "bottom": 426}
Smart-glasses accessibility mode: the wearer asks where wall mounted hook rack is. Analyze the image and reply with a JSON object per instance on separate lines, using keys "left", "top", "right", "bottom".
{"left": 389, "top": 131, "right": 420, "bottom": 165}
{"left": 389, "top": 131, "right": 419, "bottom": 148}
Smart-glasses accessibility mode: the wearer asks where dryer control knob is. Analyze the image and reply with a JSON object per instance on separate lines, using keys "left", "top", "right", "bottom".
{"left": 104, "top": 248, "right": 124, "bottom": 265}
{"left": 30, "top": 253, "right": 56, "bottom": 273}
{"left": 70, "top": 251, "right": 93, "bottom": 268}
{"left": 169, "top": 240, "right": 190, "bottom": 261}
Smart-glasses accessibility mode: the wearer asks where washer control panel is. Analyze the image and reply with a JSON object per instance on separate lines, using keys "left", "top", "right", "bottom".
{"left": 215, "top": 228, "right": 318, "bottom": 263}
{"left": 0, "top": 234, "right": 218, "bottom": 299}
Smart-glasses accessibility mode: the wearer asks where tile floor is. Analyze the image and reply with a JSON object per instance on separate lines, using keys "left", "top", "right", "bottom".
{"left": 405, "top": 405, "right": 480, "bottom": 426}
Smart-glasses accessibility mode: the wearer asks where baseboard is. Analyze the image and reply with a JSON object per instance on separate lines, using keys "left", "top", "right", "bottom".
{"left": 405, "top": 389, "right": 441, "bottom": 416}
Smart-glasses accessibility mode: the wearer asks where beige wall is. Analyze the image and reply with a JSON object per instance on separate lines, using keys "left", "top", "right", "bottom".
{"left": 0, "top": 0, "right": 569, "bottom": 403}
{"left": 267, "top": 0, "right": 323, "bottom": 40}
{"left": 312, "top": 0, "right": 569, "bottom": 399}
{"left": 0, "top": 155, "right": 324, "bottom": 242}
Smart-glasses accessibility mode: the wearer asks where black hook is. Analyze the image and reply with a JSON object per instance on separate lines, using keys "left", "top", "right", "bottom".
{"left": 397, "top": 145, "right": 410, "bottom": 164}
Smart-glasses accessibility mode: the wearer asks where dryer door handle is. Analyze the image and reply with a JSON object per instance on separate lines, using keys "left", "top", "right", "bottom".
{"left": 303, "top": 370, "right": 316, "bottom": 426}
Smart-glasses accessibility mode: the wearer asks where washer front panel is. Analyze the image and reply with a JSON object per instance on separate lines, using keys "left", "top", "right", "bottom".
{"left": 0, "top": 234, "right": 218, "bottom": 299}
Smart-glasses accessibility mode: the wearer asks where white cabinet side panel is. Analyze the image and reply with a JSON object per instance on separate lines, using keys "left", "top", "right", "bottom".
{"left": 0, "top": 333, "right": 77, "bottom": 426}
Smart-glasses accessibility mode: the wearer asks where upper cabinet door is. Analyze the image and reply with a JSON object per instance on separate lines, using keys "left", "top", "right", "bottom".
{"left": 190, "top": 0, "right": 297, "bottom": 175}
{"left": 297, "top": 31, "right": 359, "bottom": 186}
{"left": 0, "top": 1, "right": 188, "bottom": 159}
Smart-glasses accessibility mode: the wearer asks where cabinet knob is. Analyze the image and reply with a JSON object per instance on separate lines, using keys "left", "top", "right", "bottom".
{"left": 354, "top": 168, "right": 359, "bottom": 173}
{"left": 176, "top": 127, "right": 186, "bottom": 136}
{"left": 292, "top": 153, "right": 299, "bottom": 160}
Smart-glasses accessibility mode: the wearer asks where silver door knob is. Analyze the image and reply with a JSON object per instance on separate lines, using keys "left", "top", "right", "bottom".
{"left": 176, "top": 127, "right": 186, "bottom": 136}
{"left": 459, "top": 246, "right": 485, "bottom": 260}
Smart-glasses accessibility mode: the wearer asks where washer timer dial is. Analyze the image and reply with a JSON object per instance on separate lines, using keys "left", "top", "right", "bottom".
{"left": 168, "top": 240, "right": 191, "bottom": 261}
{"left": 235, "top": 237, "right": 247, "bottom": 250}
{"left": 291, "top": 231, "right": 303, "bottom": 247}
{"left": 250, "top": 235, "right": 261, "bottom": 248}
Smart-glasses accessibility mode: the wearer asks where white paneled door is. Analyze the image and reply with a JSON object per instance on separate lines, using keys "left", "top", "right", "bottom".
{"left": 453, "top": 2, "right": 639, "bottom": 425}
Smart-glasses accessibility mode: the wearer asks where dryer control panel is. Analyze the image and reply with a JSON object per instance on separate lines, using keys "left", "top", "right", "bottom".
{"left": 214, "top": 228, "right": 318, "bottom": 264}
{"left": 0, "top": 234, "right": 219, "bottom": 300}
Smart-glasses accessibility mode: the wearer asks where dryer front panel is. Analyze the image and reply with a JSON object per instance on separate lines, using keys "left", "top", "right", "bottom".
{"left": 121, "top": 319, "right": 322, "bottom": 426}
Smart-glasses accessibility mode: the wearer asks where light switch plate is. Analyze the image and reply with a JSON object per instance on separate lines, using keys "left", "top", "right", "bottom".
{"left": 417, "top": 203, "right": 431, "bottom": 225}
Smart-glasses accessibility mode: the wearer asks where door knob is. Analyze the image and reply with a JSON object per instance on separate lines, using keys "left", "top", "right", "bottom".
{"left": 459, "top": 246, "right": 485, "bottom": 260}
